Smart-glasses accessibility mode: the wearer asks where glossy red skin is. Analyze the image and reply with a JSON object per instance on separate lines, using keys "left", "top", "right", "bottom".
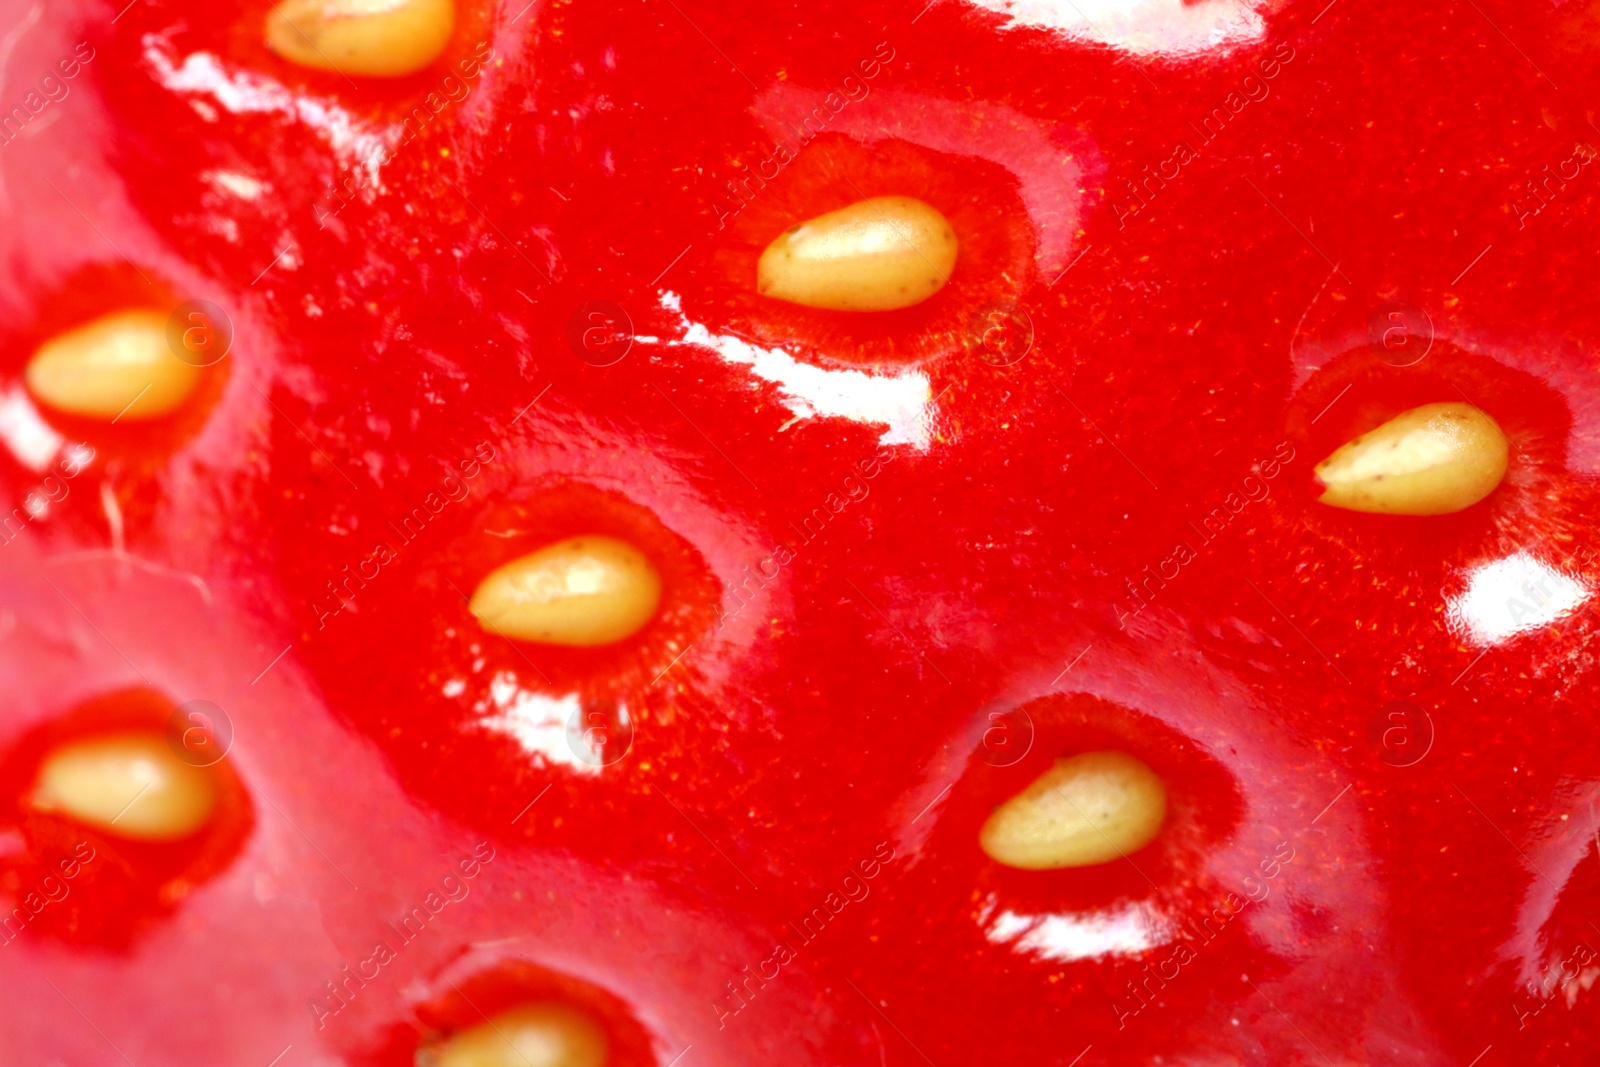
{"left": 1, "top": 0, "right": 1599, "bottom": 1063}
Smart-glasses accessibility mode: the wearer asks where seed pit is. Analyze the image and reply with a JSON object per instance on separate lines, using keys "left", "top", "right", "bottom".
{"left": 0, "top": 689, "right": 254, "bottom": 946}
{"left": 688, "top": 132, "right": 1037, "bottom": 365}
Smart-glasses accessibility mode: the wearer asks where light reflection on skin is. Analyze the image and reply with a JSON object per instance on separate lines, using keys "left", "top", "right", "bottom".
{"left": 0, "top": 384, "right": 65, "bottom": 471}
{"left": 144, "top": 46, "right": 388, "bottom": 192}
{"left": 1446, "top": 552, "right": 1590, "bottom": 646}
{"left": 205, "top": 169, "right": 269, "bottom": 200}
{"left": 961, "top": 0, "right": 1266, "bottom": 56}
{"left": 979, "top": 894, "right": 1169, "bottom": 962}
{"left": 644, "top": 291, "right": 935, "bottom": 448}
{"left": 1495, "top": 783, "right": 1600, "bottom": 1003}
{"left": 474, "top": 674, "right": 603, "bottom": 775}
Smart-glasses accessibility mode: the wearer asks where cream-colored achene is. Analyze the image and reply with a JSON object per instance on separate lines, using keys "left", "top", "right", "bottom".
{"left": 470, "top": 536, "right": 663, "bottom": 646}
{"left": 979, "top": 751, "right": 1168, "bottom": 870}
{"left": 1315, "top": 401, "right": 1509, "bottom": 515}
{"left": 266, "top": 0, "right": 455, "bottom": 77}
{"left": 423, "top": 1003, "right": 609, "bottom": 1067}
{"left": 25, "top": 309, "right": 200, "bottom": 421}
{"left": 757, "top": 196, "right": 959, "bottom": 312}
{"left": 30, "top": 732, "right": 218, "bottom": 841}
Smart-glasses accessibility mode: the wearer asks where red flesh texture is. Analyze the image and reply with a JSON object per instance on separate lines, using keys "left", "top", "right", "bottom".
{"left": 0, "top": 0, "right": 1597, "bottom": 1063}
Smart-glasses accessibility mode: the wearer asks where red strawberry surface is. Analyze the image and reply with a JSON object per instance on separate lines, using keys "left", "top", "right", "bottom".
{"left": 1, "top": 0, "right": 1599, "bottom": 1063}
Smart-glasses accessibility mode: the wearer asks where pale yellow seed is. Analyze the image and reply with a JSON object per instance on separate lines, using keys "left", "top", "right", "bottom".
{"left": 423, "top": 1003, "right": 609, "bottom": 1067}
{"left": 979, "top": 751, "right": 1167, "bottom": 870}
{"left": 756, "top": 196, "right": 959, "bottom": 312}
{"left": 25, "top": 309, "right": 200, "bottom": 422}
{"left": 30, "top": 732, "right": 218, "bottom": 842}
{"left": 1315, "top": 401, "right": 1509, "bottom": 515}
{"left": 469, "top": 536, "right": 662, "bottom": 646}
{"left": 266, "top": 0, "right": 455, "bottom": 78}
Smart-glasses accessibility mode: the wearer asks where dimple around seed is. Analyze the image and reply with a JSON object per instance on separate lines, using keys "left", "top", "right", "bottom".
{"left": 469, "top": 535, "right": 663, "bottom": 646}
{"left": 756, "top": 196, "right": 959, "bottom": 312}
{"left": 979, "top": 750, "right": 1168, "bottom": 870}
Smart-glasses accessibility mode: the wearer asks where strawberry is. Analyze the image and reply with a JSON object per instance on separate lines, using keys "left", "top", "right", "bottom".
{"left": 1, "top": 0, "right": 1599, "bottom": 1064}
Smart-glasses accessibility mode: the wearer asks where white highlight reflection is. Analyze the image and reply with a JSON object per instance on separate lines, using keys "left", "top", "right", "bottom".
{"left": 981, "top": 895, "right": 1169, "bottom": 962}
{"left": 206, "top": 170, "right": 268, "bottom": 201}
{"left": 0, "top": 385, "right": 64, "bottom": 472}
{"left": 650, "top": 292, "right": 933, "bottom": 448}
{"left": 962, "top": 0, "right": 1266, "bottom": 56}
{"left": 1447, "top": 552, "right": 1589, "bottom": 646}
{"left": 475, "top": 673, "right": 599, "bottom": 775}
{"left": 145, "top": 46, "right": 389, "bottom": 190}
